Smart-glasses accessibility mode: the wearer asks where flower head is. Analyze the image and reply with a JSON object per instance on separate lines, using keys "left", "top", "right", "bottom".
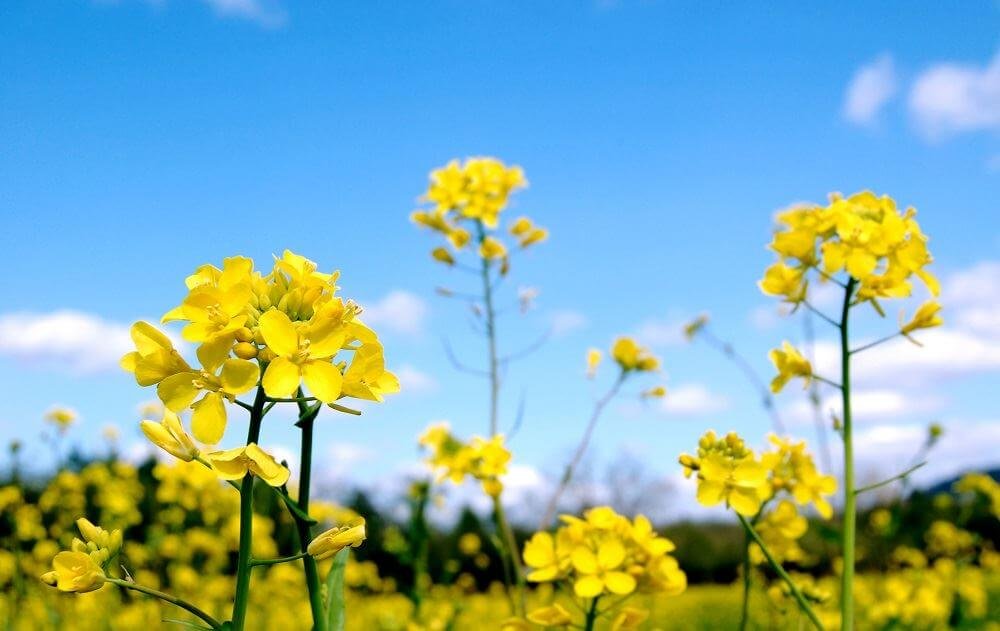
{"left": 768, "top": 341, "right": 812, "bottom": 393}
{"left": 307, "top": 518, "right": 367, "bottom": 560}
{"left": 206, "top": 443, "right": 290, "bottom": 487}
{"left": 140, "top": 410, "right": 199, "bottom": 462}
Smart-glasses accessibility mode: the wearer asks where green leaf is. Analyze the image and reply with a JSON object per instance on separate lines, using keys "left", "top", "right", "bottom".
{"left": 162, "top": 618, "right": 214, "bottom": 631}
{"left": 324, "top": 548, "right": 350, "bottom": 631}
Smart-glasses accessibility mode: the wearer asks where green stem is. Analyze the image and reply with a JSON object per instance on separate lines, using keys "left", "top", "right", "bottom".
{"left": 839, "top": 278, "right": 857, "bottom": 631}
{"left": 295, "top": 395, "right": 328, "bottom": 631}
{"left": 230, "top": 387, "right": 266, "bottom": 630}
{"left": 583, "top": 596, "right": 601, "bottom": 631}
{"left": 737, "top": 515, "right": 823, "bottom": 631}
{"left": 740, "top": 528, "right": 751, "bottom": 631}
{"left": 107, "top": 578, "right": 222, "bottom": 629}
{"left": 493, "top": 494, "right": 526, "bottom": 616}
{"left": 250, "top": 552, "right": 309, "bottom": 567}
{"left": 476, "top": 220, "right": 500, "bottom": 436}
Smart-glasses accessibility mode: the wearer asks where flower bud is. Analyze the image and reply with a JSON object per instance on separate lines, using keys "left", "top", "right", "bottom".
{"left": 234, "top": 327, "right": 254, "bottom": 343}
{"left": 233, "top": 342, "right": 258, "bottom": 360}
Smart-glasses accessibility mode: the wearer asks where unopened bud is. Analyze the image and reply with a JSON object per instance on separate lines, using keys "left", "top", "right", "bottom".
{"left": 233, "top": 342, "right": 258, "bottom": 360}
{"left": 235, "top": 327, "right": 254, "bottom": 343}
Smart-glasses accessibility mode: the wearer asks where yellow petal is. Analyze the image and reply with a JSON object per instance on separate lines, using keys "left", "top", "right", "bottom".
{"left": 220, "top": 358, "right": 259, "bottom": 395}
{"left": 191, "top": 392, "right": 226, "bottom": 445}
{"left": 597, "top": 540, "right": 626, "bottom": 570}
{"left": 131, "top": 321, "right": 174, "bottom": 355}
{"left": 207, "top": 447, "right": 249, "bottom": 480}
{"left": 157, "top": 372, "right": 201, "bottom": 412}
{"left": 197, "top": 336, "right": 234, "bottom": 373}
{"left": 571, "top": 547, "right": 598, "bottom": 574}
{"left": 573, "top": 575, "right": 604, "bottom": 598}
{"left": 729, "top": 487, "right": 762, "bottom": 516}
{"left": 245, "top": 443, "right": 290, "bottom": 487}
{"left": 301, "top": 360, "right": 343, "bottom": 403}
{"left": 696, "top": 480, "right": 725, "bottom": 507}
{"left": 258, "top": 309, "right": 299, "bottom": 357}
{"left": 261, "top": 357, "right": 301, "bottom": 399}
{"left": 604, "top": 571, "right": 637, "bottom": 595}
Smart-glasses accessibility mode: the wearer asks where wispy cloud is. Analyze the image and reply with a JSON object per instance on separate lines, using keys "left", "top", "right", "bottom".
{"left": 361, "top": 290, "right": 428, "bottom": 336}
{"left": 202, "top": 0, "right": 286, "bottom": 28}
{"left": 0, "top": 311, "right": 135, "bottom": 373}
{"left": 396, "top": 364, "right": 439, "bottom": 395}
{"left": 549, "top": 309, "right": 588, "bottom": 337}
{"left": 843, "top": 53, "right": 898, "bottom": 125}
{"left": 660, "top": 383, "right": 729, "bottom": 415}
{"left": 909, "top": 49, "right": 1000, "bottom": 140}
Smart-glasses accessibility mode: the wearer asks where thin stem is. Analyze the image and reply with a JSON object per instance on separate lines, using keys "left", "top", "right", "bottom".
{"left": 803, "top": 310, "right": 834, "bottom": 476}
{"left": 294, "top": 395, "right": 327, "bottom": 631}
{"left": 736, "top": 515, "right": 824, "bottom": 631}
{"left": 850, "top": 332, "right": 903, "bottom": 356}
{"left": 493, "top": 494, "right": 526, "bottom": 616}
{"left": 540, "top": 373, "right": 626, "bottom": 528}
{"left": 107, "top": 578, "right": 222, "bottom": 629}
{"left": 250, "top": 552, "right": 308, "bottom": 567}
{"left": 740, "top": 527, "right": 751, "bottom": 631}
{"left": 802, "top": 300, "right": 841, "bottom": 329}
{"left": 839, "top": 278, "right": 858, "bottom": 631}
{"left": 266, "top": 396, "right": 318, "bottom": 403}
{"left": 699, "top": 328, "right": 786, "bottom": 434}
{"left": 854, "top": 462, "right": 926, "bottom": 496}
{"left": 476, "top": 220, "right": 501, "bottom": 436}
{"left": 583, "top": 596, "right": 601, "bottom": 631}
{"left": 230, "top": 386, "right": 266, "bottom": 630}
{"left": 812, "top": 375, "right": 842, "bottom": 390}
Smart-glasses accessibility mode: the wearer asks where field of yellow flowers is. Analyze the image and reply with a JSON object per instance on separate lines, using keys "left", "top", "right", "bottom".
{"left": 2, "top": 159, "right": 999, "bottom": 630}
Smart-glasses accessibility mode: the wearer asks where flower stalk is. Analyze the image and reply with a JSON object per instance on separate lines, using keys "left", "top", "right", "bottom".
{"left": 839, "top": 278, "right": 856, "bottom": 631}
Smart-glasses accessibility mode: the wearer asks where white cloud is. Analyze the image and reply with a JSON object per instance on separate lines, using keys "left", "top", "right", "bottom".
{"left": 909, "top": 49, "right": 1000, "bottom": 139}
{"left": 784, "top": 388, "right": 944, "bottom": 425}
{"left": 660, "top": 383, "right": 729, "bottom": 415}
{"left": 843, "top": 54, "right": 898, "bottom": 125}
{"left": 634, "top": 316, "right": 687, "bottom": 347}
{"left": 550, "top": 310, "right": 588, "bottom": 337}
{"left": 203, "top": 0, "right": 285, "bottom": 27}
{"left": 361, "top": 291, "right": 428, "bottom": 336}
{"left": 0, "top": 311, "right": 136, "bottom": 373}
{"left": 396, "top": 365, "right": 438, "bottom": 395}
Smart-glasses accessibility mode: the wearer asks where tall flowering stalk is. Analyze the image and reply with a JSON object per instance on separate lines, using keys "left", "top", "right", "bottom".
{"left": 539, "top": 338, "right": 665, "bottom": 529}
{"left": 42, "top": 251, "right": 398, "bottom": 631}
{"left": 759, "top": 191, "right": 941, "bottom": 630}
{"left": 411, "top": 157, "right": 547, "bottom": 616}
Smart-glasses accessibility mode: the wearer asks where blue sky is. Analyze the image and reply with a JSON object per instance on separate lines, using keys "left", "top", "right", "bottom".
{"left": 2, "top": 1, "right": 999, "bottom": 517}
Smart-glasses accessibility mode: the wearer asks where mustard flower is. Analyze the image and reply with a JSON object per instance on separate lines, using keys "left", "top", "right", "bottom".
{"left": 307, "top": 518, "right": 367, "bottom": 560}
{"left": 478, "top": 236, "right": 507, "bottom": 260}
{"left": 900, "top": 299, "right": 943, "bottom": 339}
{"left": 40, "top": 551, "right": 105, "bottom": 593}
{"left": 586, "top": 348, "right": 602, "bottom": 378}
{"left": 611, "top": 337, "right": 659, "bottom": 372}
{"left": 696, "top": 451, "right": 769, "bottom": 516}
{"left": 206, "top": 443, "right": 290, "bottom": 487}
{"left": 431, "top": 246, "right": 455, "bottom": 266}
{"left": 527, "top": 604, "right": 572, "bottom": 627}
{"left": 258, "top": 308, "right": 347, "bottom": 403}
{"left": 140, "top": 410, "right": 199, "bottom": 462}
{"left": 44, "top": 406, "right": 77, "bottom": 432}
{"left": 610, "top": 607, "right": 649, "bottom": 631}
{"left": 571, "top": 539, "right": 636, "bottom": 597}
{"left": 340, "top": 339, "right": 400, "bottom": 402}
{"left": 768, "top": 341, "right": 812, "bottom": 393}
{"left": 156, "top": 357, "right": 259, "bottom": 445}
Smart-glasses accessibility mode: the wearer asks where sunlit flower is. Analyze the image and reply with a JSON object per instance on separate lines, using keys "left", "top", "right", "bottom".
{"left": 308, "top": 518, "right": 367, "bottom": 560}
{"left": 140, "top": 410, "right": 199, "bottom": 462}
{"left": 768, "top": 341, "right": 812, "bottom": 393}
{"left": 206, "top": 443, "right": 290, "bottom": 487}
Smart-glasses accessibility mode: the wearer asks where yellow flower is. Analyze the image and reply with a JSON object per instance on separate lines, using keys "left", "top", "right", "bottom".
{"left": 40, "top": 551, "right": 105, "bottom": 593}
{"left": 44, "top": 407, "right": 77, "bottom": 431}
{"left": 571, "top": 539, "right": 637, "bottom": 597}
{"left": 206, "top": 443, "right": 290, "bottom": 487}
{"left": 431, "top": 246, "right": 455, "bottom": 266}
{"left": 696, "top": 452, "right": 769, "bottom": 516}
{"left": 642, "top": 386, "right": 667, "bottom": 398}
{"left": 162, "top": 256, "right": 253, "bottom": 347}
{"left": 523, "top": 532, "right": 568, "bottom": 582}
{"left": 611, "top": 337, "right": 659, "bottom": 372}
{"left": 750, "top": 501, "right": 808, "bottom": 565}
{"left": 478, "top": 236, "right": 507, "bottom": 260}
{"left": 307, "top": 518, "right": 366, "bottom": 560}
{"left": 768, "top": 341, "right": 812, "bottom": 393}
{"left": 499, "top": 619, "right": 531, "bottom": 631}
{"left": 586, "top": 348, "right": 602, "bottom": 378}
{"left": 156, "top": 357, "right": 259, "bottom": 445}
{"left": 258, "top": 308, "right": 345, "bottom": 403}
{"left": 341, "top": 340, "right": 400, "bottom": 402}
{"left": 900, "top": 300, "right": 943, "bottom": 338}
{"left": 457, "top": 533, "right": 481, "bottom": 556}
{"left": 527, "top": 604, "right": 572, "bottom": 626}
{"left": 790, "top": 464, "right": 837, "bottom": 519}
{"left": 120, "top": 321, "right": 191, "bottom": 386}
{"left": 610, "top": 607, "right": 649, "bottom": 631}
{"left": 140, "top": 410, "right": 199, "bottom": 462}
{"left": 758, "top": 262, "right": 807, "bottom": 303}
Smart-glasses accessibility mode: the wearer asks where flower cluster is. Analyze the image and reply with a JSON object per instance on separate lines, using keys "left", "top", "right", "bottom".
{"left": 521, "top": 506, "right": 686, "bottom": 623}
{"left": 759, "top": 191, "right": 939, "bottom": 311}
{"left": 419, "top": 423, "right": 512, "bottom": 497}
{"left": 679, "top": 431, "right": 769, "bottom": 516}
{"left": 681, "top": 432, "right": 835, "bottom": 520}
{"left": 411, "top": 158, "right": 546, "bottom": 269}
{"left": 40, "top": 518, "right": 121, "bottom": 593}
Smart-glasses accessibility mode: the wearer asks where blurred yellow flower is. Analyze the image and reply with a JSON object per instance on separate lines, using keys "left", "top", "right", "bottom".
{"left": 308, "top": 519, "right": 367, "bottom": 560}
{"left": 140, "top": 410, "right": 199, "bottom": 462}
{"left": 527, "top": 604, "right": 572, "bottom": 626}
{"left": 206, "top": 443, "right": 290, "bottom": 487}
{"left": 40, "top": 551, "right": 105, "bottom": 593}
{"left": 768, "top": 341, "right": 812, "bottom": 393}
